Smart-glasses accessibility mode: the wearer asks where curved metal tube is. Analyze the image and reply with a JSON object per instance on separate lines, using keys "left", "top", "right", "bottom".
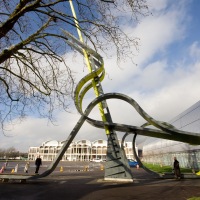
{"left": 85, "top": 93, "right": 200, "bottom": 145}
{"left": 30, "top": 92, "right": 200, "bottom": 179}
{"left": 121, "top": 132, "right": 164, "bottom": 177}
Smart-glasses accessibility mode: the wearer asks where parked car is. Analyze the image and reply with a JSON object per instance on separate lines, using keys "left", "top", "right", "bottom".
{"left": 128, "top": 159, "right": 138, "bottom": 167}
{"left": 91, "top": 158, "right": 103, "bottom": 162}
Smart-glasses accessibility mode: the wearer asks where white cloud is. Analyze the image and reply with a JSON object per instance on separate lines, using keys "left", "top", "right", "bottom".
{"left": 189, "top": 41, "right": 200, "bottom": 59}
{"left": 103, "top": 1, "right": 188, "bottom": 89}
{"left": 133, "top": 5, "right": 186, "bottom": 65}
{"left": 147, "top": 0, "right": 168, "bottom": 12}
{"left": 143, "top": 65, "right": 200, "bottom": 119}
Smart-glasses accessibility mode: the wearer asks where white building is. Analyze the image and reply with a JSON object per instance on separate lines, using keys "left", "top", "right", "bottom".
{"left": 28, "top": 139, "right": 136, "bottom": 161}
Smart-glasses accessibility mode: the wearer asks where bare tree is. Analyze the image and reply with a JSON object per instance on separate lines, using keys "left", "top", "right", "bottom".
{"left": 0, "top": 148, "right": 6, "bottom": 158}
{"left": 0, "top": 0, "right": 149, "bottom": 132}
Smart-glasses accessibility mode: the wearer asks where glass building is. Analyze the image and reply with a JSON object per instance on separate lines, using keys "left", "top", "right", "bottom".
{"left": 142, "top": 100, "right": 200, "bottom": 170}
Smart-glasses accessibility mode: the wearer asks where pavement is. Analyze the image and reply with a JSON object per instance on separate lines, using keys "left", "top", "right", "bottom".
{"left": 1, "top": 163, "right": 200, "bottom": 200}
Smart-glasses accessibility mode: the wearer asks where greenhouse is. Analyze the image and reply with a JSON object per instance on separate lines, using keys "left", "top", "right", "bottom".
{"left": 142, "top": 100, "right": 200, "bottom": 170}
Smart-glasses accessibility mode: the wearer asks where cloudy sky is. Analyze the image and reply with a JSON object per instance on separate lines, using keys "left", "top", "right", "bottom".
{"left": 1, "top": 0, "right": 200, "bottom": 152}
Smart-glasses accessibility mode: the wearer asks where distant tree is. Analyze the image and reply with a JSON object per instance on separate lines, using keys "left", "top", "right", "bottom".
{"left": 0, "top": 147, "right": 28, "bottom": 159}
{"left": 19, "top": 152, "right": 28, "bottom": 158}
{"left": 0, "top": 148, "right": 6, "bottom": 158}
{"left": 2, "top": 147, "right": 18, "bottom": 159}
{"left": 0, "top": 0, "right": 149, "bottom": 132}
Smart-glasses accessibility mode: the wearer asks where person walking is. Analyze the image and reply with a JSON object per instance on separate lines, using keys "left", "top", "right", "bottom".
{"left": 173, "top": 157, "right": 181, "bottom": 179}
{"left": 24, "top": 161, "right": 30, "bottom": 173}
{"left": 35, "top": 155, "right": 42, "bottom": 174}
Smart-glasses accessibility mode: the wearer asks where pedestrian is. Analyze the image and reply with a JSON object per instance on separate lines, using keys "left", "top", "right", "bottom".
{"left": 35, "top": 155, "right": 42, "bottom": 174}
{"left": 173, "top": 157, "right": 181, "bottom": 179}
{"left": 14, "top": 164, "right": 18, "bottom": 173}
{"left": 24, "top": 161, "right": 30, "bottom": 173}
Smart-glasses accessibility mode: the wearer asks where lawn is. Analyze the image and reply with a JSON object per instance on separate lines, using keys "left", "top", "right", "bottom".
{"left": 143, "top": 163, "right": 193, "bottom": 173}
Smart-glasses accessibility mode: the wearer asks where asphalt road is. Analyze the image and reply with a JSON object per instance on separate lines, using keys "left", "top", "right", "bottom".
{"left": 0, "top": 161, "right": 200, "bottom": 200}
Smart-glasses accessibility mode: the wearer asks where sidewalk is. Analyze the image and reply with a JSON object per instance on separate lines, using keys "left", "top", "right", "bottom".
{"left": 1, "top": 167, "right": 200, "bottom": 200}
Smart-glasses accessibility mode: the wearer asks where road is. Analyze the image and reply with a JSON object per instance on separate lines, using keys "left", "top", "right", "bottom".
{"left": 0, "top": 161, "right": 200, "bottom": 200}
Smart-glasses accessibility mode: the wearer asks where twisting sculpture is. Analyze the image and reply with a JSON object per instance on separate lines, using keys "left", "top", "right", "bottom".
{"left": 33, "top": 29, "right": 200, "bottom": 181}
{"left": 1, "top": 1, "right": 200, "bottom": 183}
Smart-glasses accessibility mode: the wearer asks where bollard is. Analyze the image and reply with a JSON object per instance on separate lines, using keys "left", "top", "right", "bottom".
{"left": 100, "top": 165, "right": 104, "bottom": 171}
{"left": 0, "top": 166, "right": 4, "bottom": 173}
{"left": 14, "top": 164, "right": 18, "bottom": 173}
{"left": 60, "top": 166, "right": 63, "bottom": 172}
{"left": 196, "top": 171, "right": 200, "bottom": 175}
{"left": 84, "top": 166, "right": 88, "bottom": 171}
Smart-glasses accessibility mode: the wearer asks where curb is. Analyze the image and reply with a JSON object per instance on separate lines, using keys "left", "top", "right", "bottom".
{"left": 161, "top": 172, "right": 200, "bottom": 179}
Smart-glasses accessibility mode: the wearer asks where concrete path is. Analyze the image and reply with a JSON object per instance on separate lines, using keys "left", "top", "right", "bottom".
{"left": 0, "top": 167, "right": 200, "bottom": 200}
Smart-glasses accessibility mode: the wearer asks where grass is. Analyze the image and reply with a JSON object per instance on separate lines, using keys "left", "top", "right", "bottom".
{"left": 187, "top": 197, "right": 200, "bottom": 200}
{"left": 143, "top": 163, "right": 193, "bottom": 174}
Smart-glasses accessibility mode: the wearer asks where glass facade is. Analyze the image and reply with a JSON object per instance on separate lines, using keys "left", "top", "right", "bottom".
{"left": 142, "top": 100, "right": 200, "bottom": 170}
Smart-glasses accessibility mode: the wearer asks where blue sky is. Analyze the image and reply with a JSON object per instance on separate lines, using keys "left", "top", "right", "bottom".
{"left": 1, "top": 0, "right": 200, "bottom": 152}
